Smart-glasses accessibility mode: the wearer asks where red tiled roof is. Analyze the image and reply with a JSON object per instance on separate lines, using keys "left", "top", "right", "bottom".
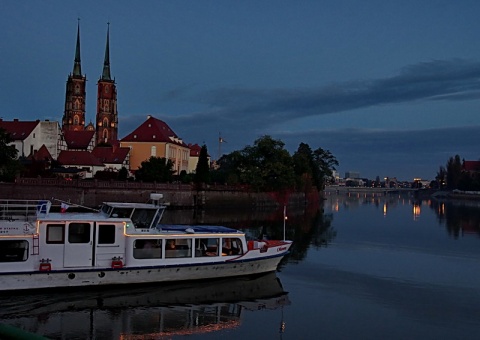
{"left": 188, "top": 143, "right": 210, "bottom": 157}
{"left": 92, "top": 146, "right": 129, "bottom": 164}
{"left": 0, "top": 119, "right": 39, "bottom": 141}
{"left": 30, "top": 145, "right": 53, "bottom": 161}
{"left": 58, "top": 150, "right": 104, "bottom": 166}
{"left": 64, "top": 130, "right": 95, "bottom": 149}
{"left": 189, "top": 143, "right": 202, "bottom": 157}
{"left": 121, "top": 116, "right": 184, "bottom": 145}
{"left": 463, "top": 160, "right": 480, "bottom": 172}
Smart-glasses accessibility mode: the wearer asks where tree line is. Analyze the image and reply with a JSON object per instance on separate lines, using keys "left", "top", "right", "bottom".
{"left": 435, "top": 155, "right": 480, "bottom": 191}
{"left": 1, "top": 127, "right": 338, "bottom": 192}
{"left": 101, "top": 135, "right": 339, "bottom": 192}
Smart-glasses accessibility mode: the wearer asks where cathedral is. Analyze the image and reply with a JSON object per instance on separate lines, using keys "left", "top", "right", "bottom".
{"left": 62, "top": 21, "right": 118, "bottom": 146}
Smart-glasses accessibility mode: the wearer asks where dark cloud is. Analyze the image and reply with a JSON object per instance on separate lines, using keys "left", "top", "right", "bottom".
{"left": 161, "top": 59, "right": 480, "bottom": 132}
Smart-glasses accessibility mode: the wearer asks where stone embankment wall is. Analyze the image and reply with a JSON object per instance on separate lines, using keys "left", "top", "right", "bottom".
{"left": 0, "top": 179, "right": 318, "bottom": 209}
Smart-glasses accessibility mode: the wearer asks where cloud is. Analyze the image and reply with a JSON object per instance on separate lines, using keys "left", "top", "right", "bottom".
{"left": 159, "top": 58, "right": 480, "bottom": 133}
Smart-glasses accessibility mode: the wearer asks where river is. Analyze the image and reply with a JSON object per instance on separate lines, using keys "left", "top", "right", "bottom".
{"left": 2, "top": 191, "right": 480, "bottom": 339}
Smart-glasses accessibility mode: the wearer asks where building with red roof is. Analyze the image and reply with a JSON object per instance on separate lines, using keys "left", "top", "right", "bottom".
{"left": 92, "top": 146, "right": 130, "bottom": 171}
{"left": 57, "top": 150, "right": 105, "bottom": 178}
{"left": 0, "top": 119, "right": 63, "bottom": 159}
{"left": 188, "top": 144, "right": 211, "bottom": 173}
{"left": 63, "top": 130, "right": 96, "bottom": 151}
{"left": 463, "top": 160, "right": 480, "bottom": 173}
{"left": 120, "top": 115, "right": 190, "bottom": 174}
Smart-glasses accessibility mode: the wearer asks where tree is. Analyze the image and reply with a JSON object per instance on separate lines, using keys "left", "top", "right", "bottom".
{"left": 312, "top": 147, "right": 339, "bottom": 189}
{"left": 240, "top": 136, "right": 295, "bottom": 192}
{"left": 118, "top": 167, "right": 129, "bottom": 181}
{"left": 436, "top": 166, "right": 447, "bottom": 189}
{"left": 0, "top": 127, "right": 21, "bottom": 181}
{"left": 135, "top": 157, "right": 175, "bottom": 182}
{"left": 194, "top": 144, "right": 210, "bottom": 185}
{"left": 292, "top": 143, "right": 315, "bottom": 190}
{"left": 446, "top": 155, "right": 462, "bottom": 190}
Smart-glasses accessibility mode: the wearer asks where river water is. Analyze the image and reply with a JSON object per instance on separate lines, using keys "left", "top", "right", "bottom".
{"left": 2, "top": 192, "right": 480, "bottom": 339}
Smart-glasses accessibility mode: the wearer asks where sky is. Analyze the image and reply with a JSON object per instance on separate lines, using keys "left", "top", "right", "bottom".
{"left": 1, "top": 1, "right": 480, "bottom": 181}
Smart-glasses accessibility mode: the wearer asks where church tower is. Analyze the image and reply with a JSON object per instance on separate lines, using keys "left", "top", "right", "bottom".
{"left": 96, "top": 24, "right": 118, "bottom": 145}
{"left": 63, "top": 21, "right": 86, "bottom": 131}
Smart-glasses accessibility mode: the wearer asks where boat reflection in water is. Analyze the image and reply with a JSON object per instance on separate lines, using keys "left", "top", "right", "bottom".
{"left": 1, "top": 272, "right": 289, "bottom": 339}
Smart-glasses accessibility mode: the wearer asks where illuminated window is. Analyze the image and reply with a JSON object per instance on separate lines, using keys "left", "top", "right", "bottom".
{"left": 133, "top": 239, "right": 162, "bottom": 259}
{"left": 46, "top": 224, "right": 65, "bottom": 244}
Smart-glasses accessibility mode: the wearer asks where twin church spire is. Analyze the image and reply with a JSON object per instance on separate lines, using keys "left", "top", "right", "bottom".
{"left": 62, "top": 21, "right": 118, "bottom": 146}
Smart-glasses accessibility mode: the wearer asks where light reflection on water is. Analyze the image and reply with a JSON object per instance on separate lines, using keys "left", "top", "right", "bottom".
{"left": 3, "top": 192, "right": 480, "bottom": 339}
{"left": 280, "top": 191, "right": 480, "bottom": 340}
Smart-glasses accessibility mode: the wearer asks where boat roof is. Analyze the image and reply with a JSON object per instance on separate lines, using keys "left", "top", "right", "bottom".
{"left": 159, "top": 225, "right": 241, "bottom": 234}
{"left": 104, "top": 202, "right": 164, "bottom": 209}
{"left": 38, "top": 212, "right": 128, "bottom": 222}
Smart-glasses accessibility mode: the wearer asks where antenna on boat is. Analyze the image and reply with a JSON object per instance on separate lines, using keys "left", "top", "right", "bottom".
{"left": 51, "top": 198, "right": 100, "bottom": 212}
{"left": 283, "top": 205, "right": 287, "bottom": 241}
{"left": 149, "top": 193, "right": 164, "bottom": 206}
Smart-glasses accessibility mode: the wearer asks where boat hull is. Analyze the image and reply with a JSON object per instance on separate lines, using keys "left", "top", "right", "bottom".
{"left": 0, "top": 253, "right": 287, "bottom": 291}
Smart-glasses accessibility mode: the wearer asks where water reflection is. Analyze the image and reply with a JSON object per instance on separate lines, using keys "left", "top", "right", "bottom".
{"left": 324, "top": 189, "right": 480, "bottom": 239}
{"left": 0, "top": 273, "right": 289, "bottom": 339}
{"left": 429, "top": 199, "right": 480, "bottom": 238}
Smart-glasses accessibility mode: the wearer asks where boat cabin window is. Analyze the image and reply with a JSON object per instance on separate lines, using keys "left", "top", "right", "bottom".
{"left": 98, "top": 224, "right": 116, "bottom": 244}
{"left": 133, "top": 239, "right": 162, "bottom": 259}
{"left": 222, "top": 238, "right": 243, "bottom": 256}
{"left": 100, "top": 204, "right": 112, "bottom": 215}
{"left": 68, "top": 223, "right": 91, "bottom": 244}
{"left": 110, "top": 207, "right": 133, "bottom": 219}
{"left": 46, "top": 224, "right": 65, "bottom": 244}
{"left": 165, "top": 238, "right": 192, "bottom": 258}
{"left": 195, "top": 238, "right": 219, "bottom": 257}
{"left": 131, "top": 208, "right": 157, "bottom": 229}
{"left": 0, "top": 240, "right": 28, "bottom": 262}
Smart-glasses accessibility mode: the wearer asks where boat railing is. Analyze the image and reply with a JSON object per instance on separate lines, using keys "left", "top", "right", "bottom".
{"left": 0, "top": 199, "right": 51, "bottom": 222}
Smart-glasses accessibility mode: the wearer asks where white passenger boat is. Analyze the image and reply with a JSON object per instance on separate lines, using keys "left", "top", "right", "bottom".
{"left": 0, "top": 194, "right": 292, "bottom": 291}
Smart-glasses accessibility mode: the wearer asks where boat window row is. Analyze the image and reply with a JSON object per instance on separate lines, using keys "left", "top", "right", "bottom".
{"left": 133, "top": 237, "right": 244, "bottom": 260}
{"left": 46, "top": 223, "right": 116, "bottom": 245}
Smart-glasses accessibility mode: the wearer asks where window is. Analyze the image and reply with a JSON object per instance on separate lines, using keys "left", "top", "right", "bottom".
{"left": 0, "top": 240, "right": 29, "bottom": 262}
{"left": 151, "top": 146, "right": 156, "bottom": 157}
{"left": 68, "top": 223, "right": 91, "bottom": 243}
{"left": 222, "top": 238, "right": 243, "bottom": 256}
{"left": 133, "top": 239, "right": 162, "bottom": 259}
{"left": 46, "top": 224, "right": 65, "bottom": 244}
{"left": 98, "top": 224, "right": 116, "bottom": 244}
{"left": 195, "top": 238, "right": 219, "bottom": 257}
{"left": 131, "top": 208, "right": 157, "bottom": 229}
{"left": 165, "top": 238, "right": 192, "bottom": 258}
{"left": 110, "top": 207, "right": 133, "bottom": 218}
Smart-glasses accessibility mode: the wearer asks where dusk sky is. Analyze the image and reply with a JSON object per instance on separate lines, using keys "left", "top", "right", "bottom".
{"left": 1, "top": 1, "right": 479, "bottom": 180}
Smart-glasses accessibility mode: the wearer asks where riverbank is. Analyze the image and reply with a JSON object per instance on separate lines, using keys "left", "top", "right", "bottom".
{"left": 0, "top": 178, "right": 320, "bottom": 209}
